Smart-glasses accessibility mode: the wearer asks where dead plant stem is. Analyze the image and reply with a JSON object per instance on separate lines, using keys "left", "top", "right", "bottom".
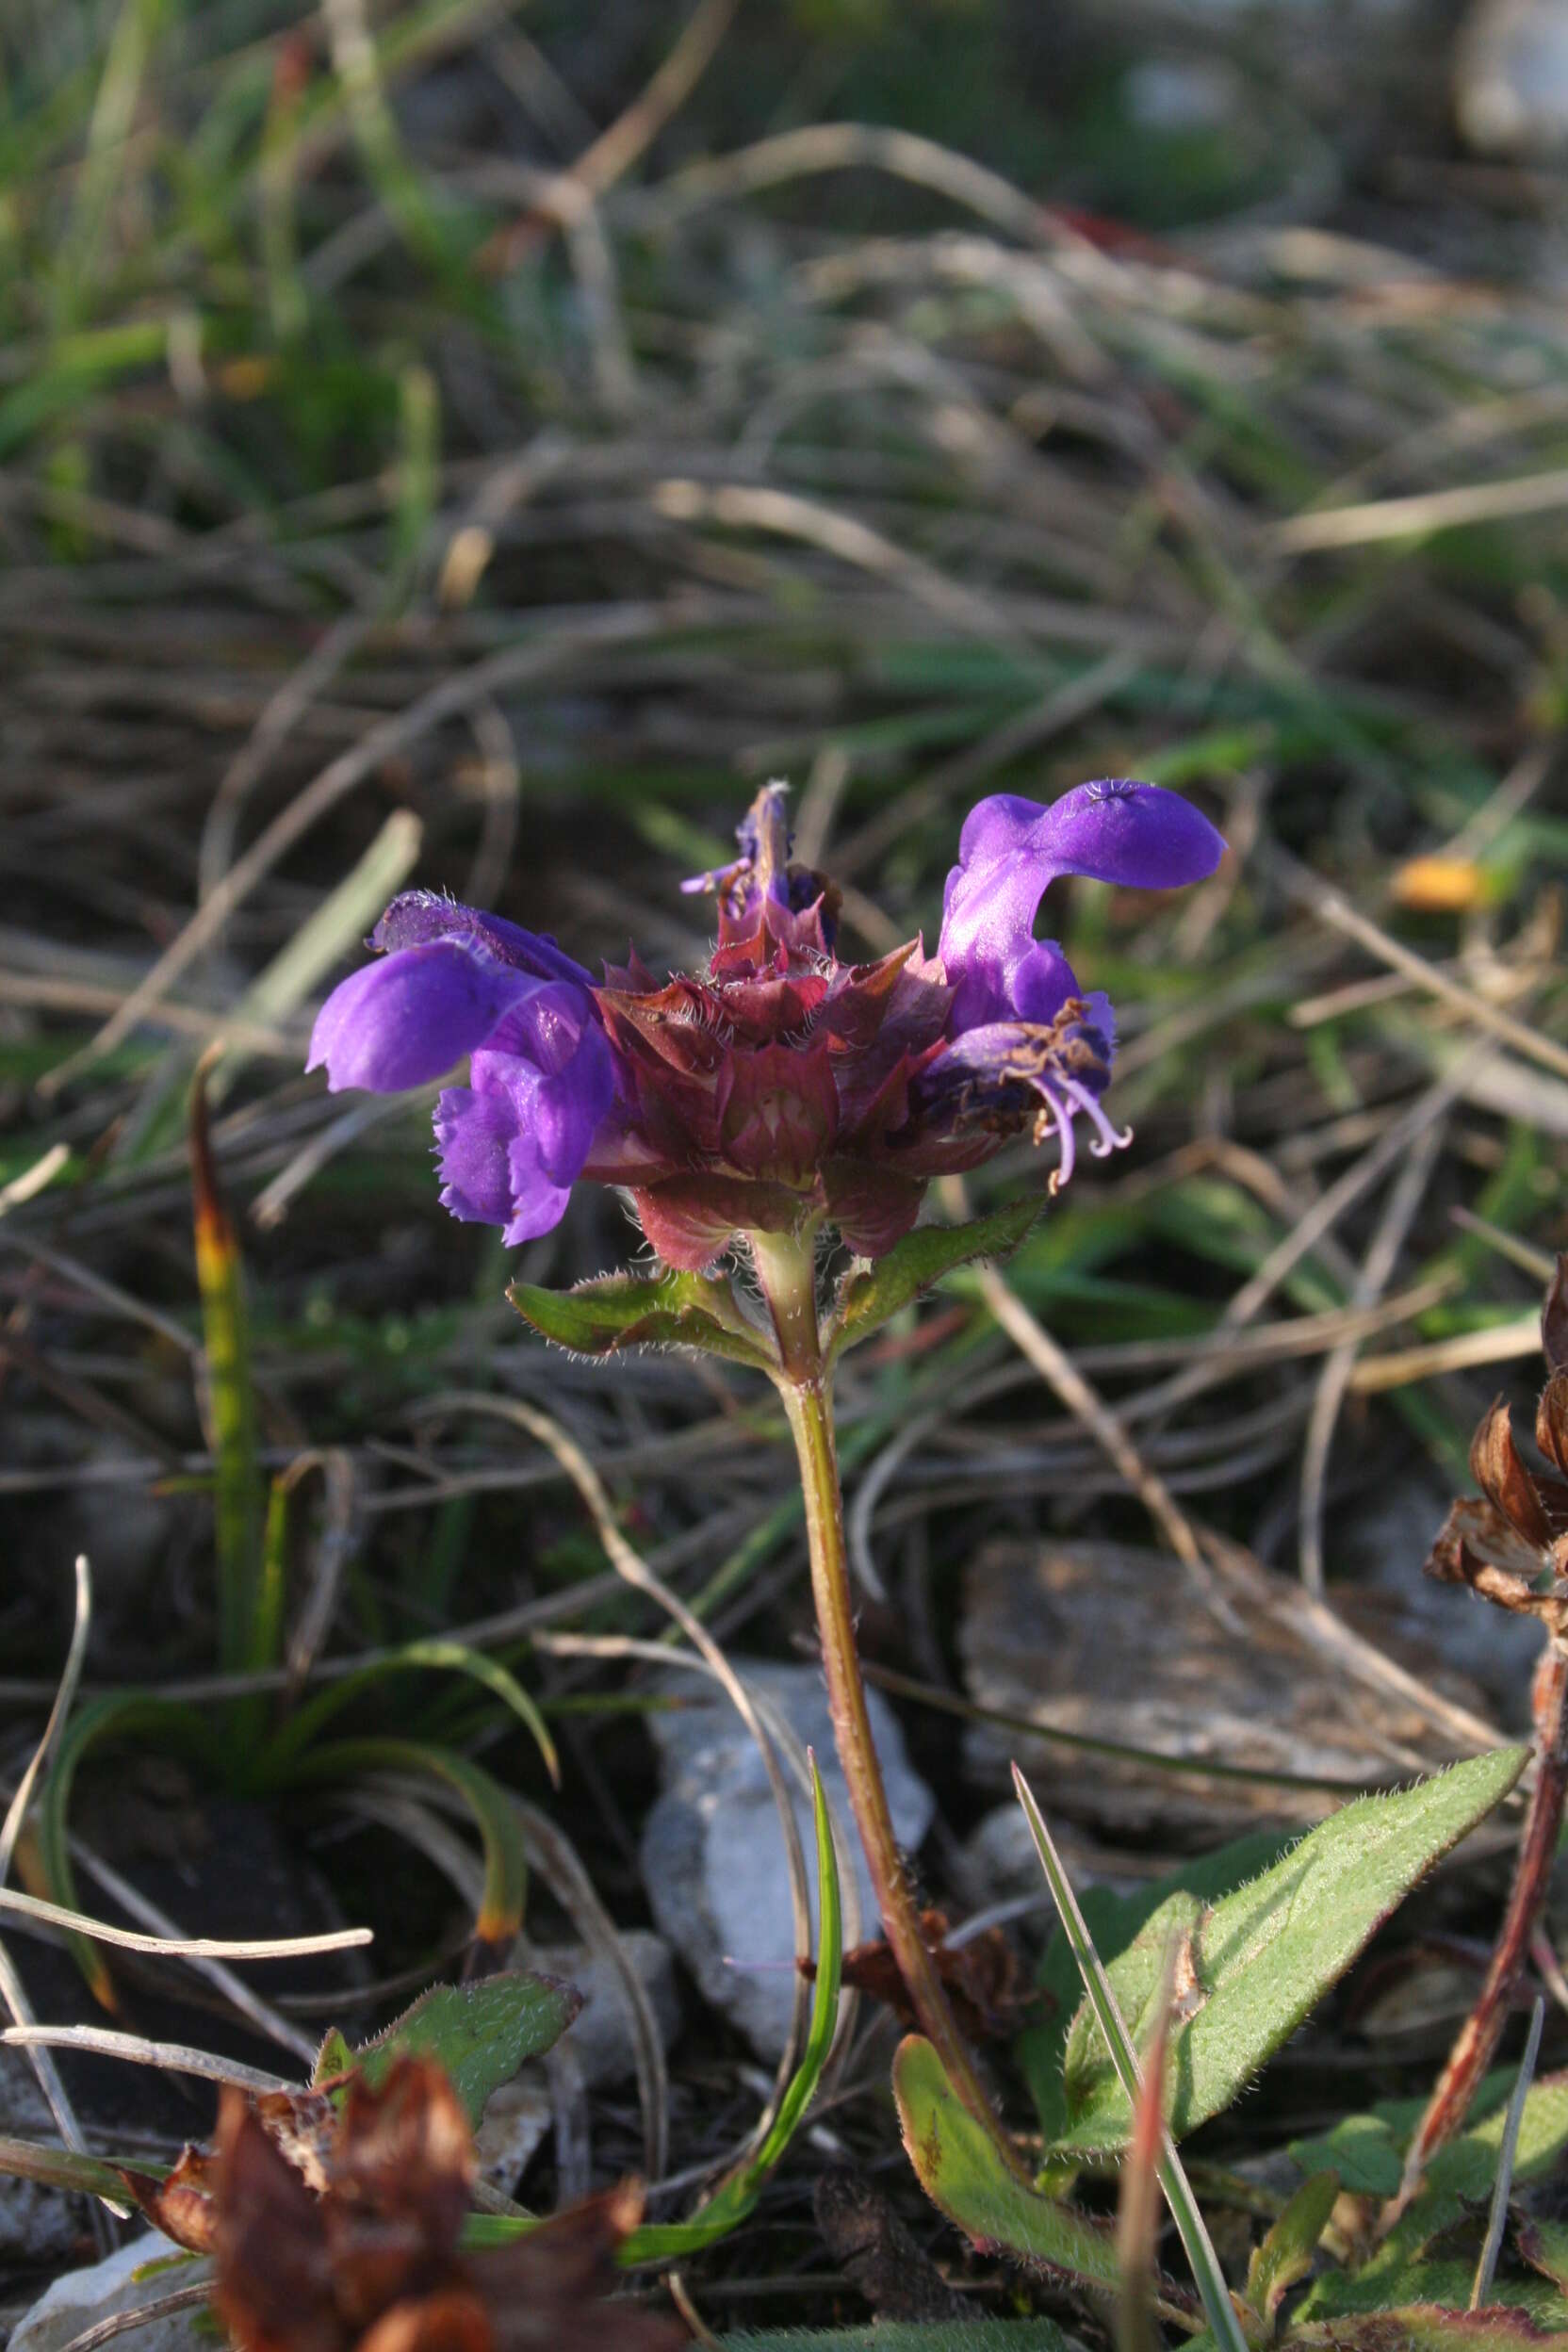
{"left": 1389, "top": 1647, "right": 1568, "bottom": 2222}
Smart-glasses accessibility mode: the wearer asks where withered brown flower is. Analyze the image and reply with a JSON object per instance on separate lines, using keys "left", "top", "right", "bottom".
{"left": 1426, "top": 1258, "right": 1568, "bottom": 1630}
{"left": 184, "top": 2058, "right": 685, "bottom": 2352}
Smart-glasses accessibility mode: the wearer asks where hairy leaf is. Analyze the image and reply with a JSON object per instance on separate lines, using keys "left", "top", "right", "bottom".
{"left": 313, "top": 1974, "right": 581, "bottom": 2130}
{"left": 1291, "top": 2304, "right": 1568, "bottom": 2350}
{"left": 509, "top": 1267, "right": 776, "bottom": 1369}
{"left": 826, "top": 1198, "right": 1040, "bottom": 1362}
{"left": 892, "top": 2035, "right": 1159, "bottom": 2311}
{"left": 1053, "top": 1747, "right": 1526, "bottom": 2154}
{"left": 1021, "top": 1828, "right": 1291, "bottom": 2148}
{"left": 1518, "top": 2223, "right": 1568, "bottom": 2295}
{"left": 714, "top": 2329, "right": 1073, "bottom": 2350}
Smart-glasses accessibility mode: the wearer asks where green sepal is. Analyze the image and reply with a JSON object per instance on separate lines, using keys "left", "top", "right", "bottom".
{"left": 312, "top": 1972, "right": 581, "bottom": 2128}
{"left": 825, "top": 1198, "right": 1041, "bottom": 1363}
{"left": 509, "top": 1266, "right": 776, "bottom": 1370}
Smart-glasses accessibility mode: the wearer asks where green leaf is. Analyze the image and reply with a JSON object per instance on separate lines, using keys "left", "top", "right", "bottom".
{"left": 1290, "top": 2305, "right": 1568, "bottom": 2350}
{"left": 1298, "top": 2262, "right": 1568, "bottom": 2326}
{"left": 1519, "top": 2222, "right": 1568, "bottom": 2295}
{"left": 1288, "top": 2112, "right": 1405, "bottom": 2197}
{"left": 1290, "top": 2072, "right": 1568, "bottom": 2309}
{"left": 1334, "top": 2075, "right": 1568, "bottom": 2297}
{"left": 0, "top": 2135, "right": 144, "bottom": 2213}
{"left": 713, "top": 2328, "right": 1073, "bottom": 2351}
{"left": 1012, "top": 1770, "right": 1251, "bottom": 2352}
{"left": 190, "top": 1067, "right": 265, "bottom": 1681}
{"left": 509, "top": 1267, "right": 776, "bottom": 1369}
{"left": 891, "top": 2035, "right": 1140, "bottom": 2310}
{"left": 39, "top": 1693, "right": 223, "bottom": 2003}
{"left": 826, "top": 1199, "right": 1041, "bottom": 1362}
{"left": 464, "top": 1760, "right": 843, "bottom": 2265}
{"left": 1246, "top": 2172, "right": 1339, "bottom": 2326}
{"left": 1052, "top": 1747, "right": 1526, "bottom": 2155}
{"left": 1022, "top": 1827, "right": 1292, "bottom": 2149}
{"left": 621, "top": 1754, "right": 843, "bottom": 2262}
{"left": 312, "top": 1972, "right": 581, "bottom": 2129}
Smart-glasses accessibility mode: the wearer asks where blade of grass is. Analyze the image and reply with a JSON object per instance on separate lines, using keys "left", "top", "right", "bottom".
{"left": 189, "top": 1063, "right": 263, "bottom": 1681}
{"left": 286, "top": 1737, "right": 527, "bottom": 1949}
{"left": 255, "top": 1637, "right": 560, "bottom": 1789}
{"left": 1012, "top": 1764, "right": 1253, "bottom": 2352}
{"left": 1471, "top": 1995, "right": 1545, "bottom": 2309}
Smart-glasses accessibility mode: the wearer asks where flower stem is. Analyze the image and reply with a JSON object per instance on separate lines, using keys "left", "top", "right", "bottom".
{"left": 749, "top": 1228, "right": 1021, "bottom": 2171}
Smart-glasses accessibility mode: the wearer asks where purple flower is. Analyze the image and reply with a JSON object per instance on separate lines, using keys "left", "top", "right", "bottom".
{"left": 938, "top": 779, "right": 1225, "bottom": 1034}
{"left": 306, "top": 779, "right": 1224, "bottom": 1261}
{"left": 307, "top": 893, "right": 614, "bottom": 1244}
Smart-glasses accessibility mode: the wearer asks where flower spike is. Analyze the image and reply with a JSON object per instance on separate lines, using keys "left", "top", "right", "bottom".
{"left": 307, "top": 777, "right": 1222, "bottom": 1261}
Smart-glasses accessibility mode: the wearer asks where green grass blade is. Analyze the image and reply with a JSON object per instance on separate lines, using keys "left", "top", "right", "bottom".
{"left": 256, "top": 1638, "right": 560, "bottom": 1789}
{"left": 37, "top": 1694, "right": 221, "bottom": 2004}
{"left": 189, "top": 1066, "right": 263, "bottom": 1680}
{"left": 463, "top": 1756, "right": 843, "bottom": 2262}
{"left": 286, "top": 1737, "right": 527, "bottom": 1949}
{"left": 1012, "top": 1766, "right": 1254, "bottom": 2352}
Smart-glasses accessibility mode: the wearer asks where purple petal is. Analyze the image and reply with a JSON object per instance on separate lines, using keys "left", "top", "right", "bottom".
{"left": 939, "top": 780, "right": 1224, "bottom": 1029}
{"left": 434, "top": 1085, "right": 516, "bottom": 1224}
{"left": 433, "top": 982, "right": 617, "bottom": 1238}
{"left": 1003, "top": 939, "right": 1080, "bottom": 1030}
{"left": 433, "top": 1080, "right": 570, "bottom": 1243}
{"left": 307, "top": 941, "right": 539, "bottom": 1093}
{"left": 502, "top": 1134, "right": 572, "bottom": 1245}
{"left": 371, "top": 890, "right": 592, "bottom": 988}
{"left": 472, "top": 997, "right": 616, "bottom": 1189}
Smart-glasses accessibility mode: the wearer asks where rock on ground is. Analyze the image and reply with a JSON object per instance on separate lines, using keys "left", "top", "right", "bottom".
{"left": 8, "top": 2232, "right": 200, "bottom": 2352}
{"left": 960, "top": 1538, "right": 1503, "bottom": 1839}
{"left": 0, "top": 2051, "right": 90, "bottom": 2268}
{"left": 639, "top": 1660, "right": 934, "bottom": 2060}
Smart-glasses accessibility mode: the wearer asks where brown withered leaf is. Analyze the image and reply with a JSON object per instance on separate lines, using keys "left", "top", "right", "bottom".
{"left": 116, "top": 2087, "right": 337, "bottom": 2258}
{"left": 1424, "top": 1256, "right": 1568, "bottom": 1618}
{"left": 323, "top": 2065, "right": 473, "bottom": 2332}
{"left": 465, "top": 2183, "right": 686, "bottom": 2352}
{"left": 210, "top": 2055, "right": 684, "bottom": 2352}
{"left": 814, "top": 2172, "right": 970, "bottom": 2324}
{"left": 214, "top": 2097, "right": 341, "bottom": 2352}
{"left": 802, "top": 1908, "right": 1035, "bottom": 2044}
{"left": 1538, "top": 1372, "right": 1568, "bottom": 1486}
{"left": 1471, "top": 1399, "right": 1553, "bottom": 1553}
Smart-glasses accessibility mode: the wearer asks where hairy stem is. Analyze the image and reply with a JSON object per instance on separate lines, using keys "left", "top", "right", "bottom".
{"left": 749, "top": 1228, "right": 1021, "bottom": 2170}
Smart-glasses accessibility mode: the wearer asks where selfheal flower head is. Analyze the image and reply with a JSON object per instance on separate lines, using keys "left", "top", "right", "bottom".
{"left": 307, "top": 777, "right": 1223, "bottom": 1265}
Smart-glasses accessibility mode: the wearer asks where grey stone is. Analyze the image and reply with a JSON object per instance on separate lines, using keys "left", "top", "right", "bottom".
{"left": 1334, "top": 1471, "right": 1538, "bottom": 1723}
{"left": 1123, "top": 57, "right": 1241, "bottom": 130}
{"left": 960, "top": 1538, "right": 1502, "bottom": 1840}
{"left": 541, "top": 1930, "right": 679, "bottom": 2089}
{"left": 0, "top": 2050, "right": 90, "bottom": 2266}
{"left": 8, "top": 2232, "right": 202, "bottom": 2352}
{"left": 1456, "top": 0, "right": 1568, "bottom": 151}
{"left": 639, "top": 1661, "right": 934, "bottom": 2059}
